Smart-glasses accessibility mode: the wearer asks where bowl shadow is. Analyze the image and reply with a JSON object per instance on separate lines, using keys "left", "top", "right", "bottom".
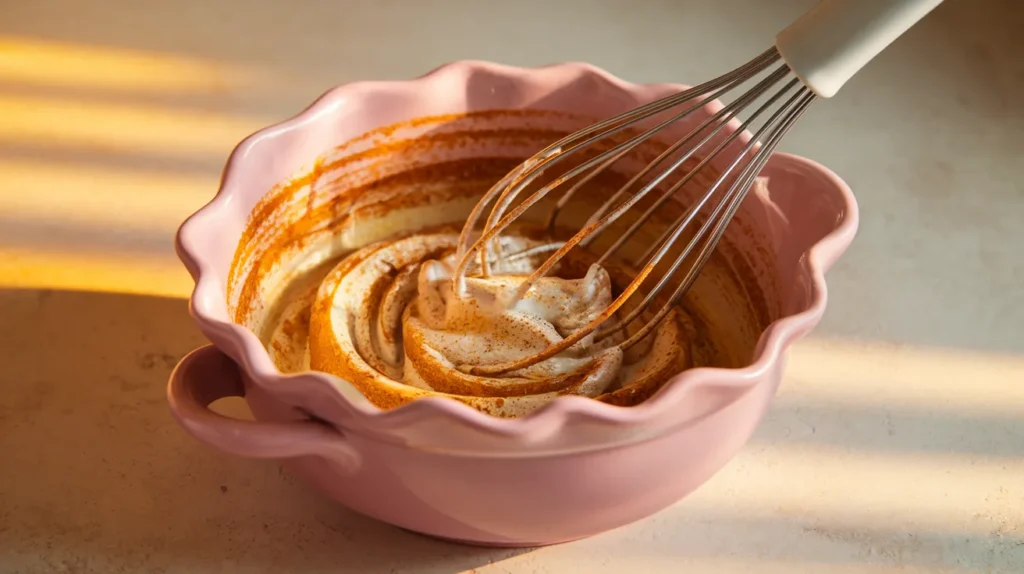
{"left": 0, "top": 287, "right": 531, "bottom": 573}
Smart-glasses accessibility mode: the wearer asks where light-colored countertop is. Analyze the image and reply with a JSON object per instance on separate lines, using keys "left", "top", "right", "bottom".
{"left": 1, "top": 0, "right": 1022, "bottom": 572}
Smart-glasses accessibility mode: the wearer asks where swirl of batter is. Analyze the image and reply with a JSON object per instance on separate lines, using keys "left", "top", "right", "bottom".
{"left": 301, "top": 228, "right": 690, "bottom": 417}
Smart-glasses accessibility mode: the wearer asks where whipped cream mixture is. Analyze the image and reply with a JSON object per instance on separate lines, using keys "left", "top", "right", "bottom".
{"left": 267, "top": 228, "right": 691, "bottom": 417}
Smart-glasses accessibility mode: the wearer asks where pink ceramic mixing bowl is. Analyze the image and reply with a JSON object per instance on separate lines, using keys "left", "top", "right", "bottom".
{"left": 168, "top": 61, "right": 858, "bottom": 547}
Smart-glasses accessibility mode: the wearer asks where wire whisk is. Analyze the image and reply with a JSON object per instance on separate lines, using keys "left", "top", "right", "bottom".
{"left": 451, "top": 0, "right": 943, "bottom": 375}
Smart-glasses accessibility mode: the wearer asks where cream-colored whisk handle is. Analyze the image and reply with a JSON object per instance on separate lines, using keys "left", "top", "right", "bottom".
{"left": 775, "top": 0, "right": 943, "bottom": 98}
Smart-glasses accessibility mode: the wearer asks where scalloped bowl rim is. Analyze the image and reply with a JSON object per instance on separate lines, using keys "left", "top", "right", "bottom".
{"left": 175, "top": 60, "right": 859, "bottom": 440}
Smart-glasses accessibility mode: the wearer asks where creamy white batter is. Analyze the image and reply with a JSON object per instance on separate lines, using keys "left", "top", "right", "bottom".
{"left": 267, "top": 229, "right": 689, "bottom": 417}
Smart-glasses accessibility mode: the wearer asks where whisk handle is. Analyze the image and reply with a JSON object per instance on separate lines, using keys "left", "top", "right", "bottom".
{"left": 775, "top": 0, "right": 943, "bottom": 98}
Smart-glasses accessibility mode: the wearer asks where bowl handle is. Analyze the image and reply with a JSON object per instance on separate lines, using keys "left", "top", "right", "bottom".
{"left": 167, "top": 345, "right": 360, "bottom": 473}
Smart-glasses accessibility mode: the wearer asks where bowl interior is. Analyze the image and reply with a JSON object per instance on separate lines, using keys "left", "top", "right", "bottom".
{"left": 229, "top": 108, "right": 775, "bottom": 371}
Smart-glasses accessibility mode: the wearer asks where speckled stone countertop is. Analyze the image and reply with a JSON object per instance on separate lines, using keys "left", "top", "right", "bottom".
{"left": 1, "top": 0, "right": 1022, "bottom": 572}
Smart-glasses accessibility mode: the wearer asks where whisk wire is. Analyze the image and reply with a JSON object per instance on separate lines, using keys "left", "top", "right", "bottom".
{"left": 497, "top": 66, "right": 794, "bottom": 306}
{"left": 453, "top": 48, "right": 782, "bottom": 282}
{"left": 592, "top": 77, "right": 808, "bottom": 342}
{"left": 455, "top": 47, "right": 826, "bottom": 376}
{"left": 582, "top": 66, "right": 791, "bottom": 239}
{"left": 590, "top": 65, "right": 795, "bottom": 264}
{"left": 615, "top": 88, "right": 816, "bottom": 350}
{"left": 467, "top": 79, "right": 745, "bottom": 280}
{"left": 543, "top": 52, "right": 783, "bottom": 233}
{"left": 628, "top": 73, "right": 803, "bottom": 267}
